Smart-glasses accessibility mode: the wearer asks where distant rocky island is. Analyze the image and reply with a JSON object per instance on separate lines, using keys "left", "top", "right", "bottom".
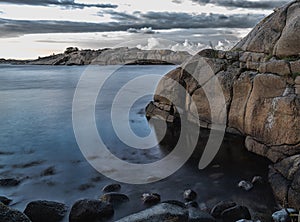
{"left": 0, "top": 47, "right": 191, "bottom": 66}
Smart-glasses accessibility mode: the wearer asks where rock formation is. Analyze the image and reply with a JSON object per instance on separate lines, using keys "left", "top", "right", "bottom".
{"left": 0, "top": 47, "right": 191, "bottom": 66}
{"left": 146, "top": 0, "right": 300, "bottom": 209}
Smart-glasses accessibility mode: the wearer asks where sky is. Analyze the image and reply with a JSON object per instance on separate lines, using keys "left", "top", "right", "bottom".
{"left": 0, "top": 0, "right": 291, "bottom": 59}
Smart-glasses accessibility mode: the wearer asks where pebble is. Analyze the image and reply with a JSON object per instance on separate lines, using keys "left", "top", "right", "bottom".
{"left": 238, "top": 180, "right": 253, "bottom": 191}
{"left": 183, "top": 189, "right": 197, "bottom": 201}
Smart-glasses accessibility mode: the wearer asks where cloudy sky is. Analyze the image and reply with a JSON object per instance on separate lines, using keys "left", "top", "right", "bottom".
{"left": 0, "top": 0, "right": 290, "bottom": 59}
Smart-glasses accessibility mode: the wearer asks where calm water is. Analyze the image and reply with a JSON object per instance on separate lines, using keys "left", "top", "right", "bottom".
{"left": 0, "top": 65, "right": 276, "bottom": 221}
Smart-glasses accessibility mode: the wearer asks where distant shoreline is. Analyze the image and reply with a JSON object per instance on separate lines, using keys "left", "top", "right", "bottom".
{"left": 0, "top": 47, "right": 191, "bottom": 66}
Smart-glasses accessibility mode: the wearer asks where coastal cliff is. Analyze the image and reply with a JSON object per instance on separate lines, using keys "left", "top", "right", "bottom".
{"left": 146, "top": 0, "right": 300, "bottom": 209}
{"left": 0, "top": 47, "right": 191, "bottom": 66}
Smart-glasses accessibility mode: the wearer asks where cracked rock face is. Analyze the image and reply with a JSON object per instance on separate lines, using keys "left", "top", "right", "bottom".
{"left": 146, "top": 0, "right": 300, "bottom": 209}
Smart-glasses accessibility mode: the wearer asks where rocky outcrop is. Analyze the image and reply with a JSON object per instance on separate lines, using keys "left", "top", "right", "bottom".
{"left": 146, "top": 0, "right": 300, "bottom": 209}
{"left": 0, "top": 47, "right": 191, "bottom": 66}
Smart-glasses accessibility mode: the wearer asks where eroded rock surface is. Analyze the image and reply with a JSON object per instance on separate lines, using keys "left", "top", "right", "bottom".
{"left": 146, "top": 0, "right": 300, "bottom": 209}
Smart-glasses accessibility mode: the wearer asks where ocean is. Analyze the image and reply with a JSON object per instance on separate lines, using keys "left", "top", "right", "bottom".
{"left": 0, "top": 64, "right": 276, "bottom": 221}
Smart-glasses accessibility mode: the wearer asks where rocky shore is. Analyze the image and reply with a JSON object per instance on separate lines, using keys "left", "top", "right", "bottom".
{"left": 146, "top": 0, "right": 300, "bottom": 211}
{"left": 0, "top": 47, "right": 191, "bottom": 66}
{"left": 1, "top": 182, "right": 293, "bottom": 222}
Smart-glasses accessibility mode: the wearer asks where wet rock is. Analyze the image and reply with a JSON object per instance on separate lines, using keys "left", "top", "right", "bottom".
{"left": 141, "top": 193, "right": 161, "bottom": 205}
{"left": 0, "top": 178, "right": 21, "bottom": 186}
{"left": 272, "top": 208, "right": 297, "bottom": 222}
{"left": 183, "top": 189, "right": 197, "bottom": 201}
{"left": 238, "top": 180, "right": 253, "bottom": 191}
{"left": 100, "top": 193, "right": 129, "bottom": 205}
{"left": 185, "top": 201, "right": 199, "bottom": 208}
{"left": 188, "top": 208, "right": 216, "bottom": 222}
{"left": 162, "top": 200, "right": 186, "bottom": 208}
{"left": 0, "top": 202, "right": 31, "bottom": 222}
{"left": 221, "top": 205, "right": 251, "bottom": 222}
{"left": 40, "top": 167, "right": 56, "bottom": 176}
{"left": 102, "top": 184, "right": 121, "bottom": 193}
{"left": 69, "top": 199, "right": 114, "bottom": 222}
{"left": 251, "top": 176, "right": 263, "bottom": 184}
{"left": 115, "top": 202, "right": 189, "bottom": 222}
{"left": 0, "top": 196, "right": 12, "bottom": 205}
{"left": 78, "top": 183, "right": 95, "bottom": 191}
{"left": 24, "top": 200, "right": 67, "bottom": 222}
{"left": 210, "top": 200, "right": 237, "bottom": 218}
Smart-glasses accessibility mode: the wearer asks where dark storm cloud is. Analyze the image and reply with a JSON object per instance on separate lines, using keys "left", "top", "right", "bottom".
{"left": 191, "top": 0, "right": 290, "bottom": 9}
{"left": 0, "top": 0, "right": 118, "bottom": 9}
{"left": 0, "top": 11, "right": 264, "bottom": 37}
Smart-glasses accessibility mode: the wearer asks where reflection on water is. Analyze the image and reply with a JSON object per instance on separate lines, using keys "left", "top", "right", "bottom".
{"left": 0, "top": 65, "right": 275, "bottom": 221}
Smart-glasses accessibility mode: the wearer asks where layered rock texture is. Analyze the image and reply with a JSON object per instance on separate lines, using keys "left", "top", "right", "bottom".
{"left": 146, "top": 0, "right": 300, "bottom": 209}
{"left": 0, "top": 47, "right": 191, "bottom": 66}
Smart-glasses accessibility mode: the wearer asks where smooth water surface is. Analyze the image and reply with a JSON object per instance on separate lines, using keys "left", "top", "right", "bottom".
{"left": 0, "top": 65, "right": 276, "bottom": 221}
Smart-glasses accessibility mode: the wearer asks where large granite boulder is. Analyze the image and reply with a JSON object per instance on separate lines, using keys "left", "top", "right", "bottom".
{"left": 146, "top": 0, "right": 300, "bottom": 210}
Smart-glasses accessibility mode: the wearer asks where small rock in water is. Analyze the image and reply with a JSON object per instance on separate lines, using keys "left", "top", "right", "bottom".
{"left": 0, "top": 178, "right": 21, "bottom": 187}
{"left": 272, "top": 208, "right": 297, "bottom": 222}
{"left": 78, "top": 183, "right": 95, "bottom": 191}
{"left": 238, "top": 180, "right": 253, "bottom": 191}
{"left": 185, "top": 201, "right": 199, "bottom": 208}
{"left": 221, "top": 205, "right": 251, "bottom": 222}
{"left": 24, "top": 200, "right": 68, "bottom": 222}
{"left": 102, "top": 183, "right": 121, "bottom": 193}
{"left": 69, "top": 199, "right": 114, "bottom": 222}
{"left": 141, "top": 193, "right": 161, "bottom": 205}
{"left": 251, "top": 176, "right": 263, "bottom": 184}
{"left": 183, "top": 189, "right": 197, "bottom": 201}
{"left": 0, "top": 202, "right": 31, "bottom": 222}
{"left": 0, "top": 196, "right": 12, "bottom": 206}
{"left": 100, "top": 192, "right": 129, "bottom": 205}
{"left": 40, "top": 167, "right": 56, "bottom": 176}
{"left": 210, "top": 200, "right": 237, "bottom": 218}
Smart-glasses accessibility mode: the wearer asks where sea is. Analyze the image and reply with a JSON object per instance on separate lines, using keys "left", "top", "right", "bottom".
{"left": 0, "top": 64, "right": 276, "bottom": 221}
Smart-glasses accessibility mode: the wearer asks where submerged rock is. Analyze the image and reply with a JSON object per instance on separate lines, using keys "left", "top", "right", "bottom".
{"left": 69, "top": 199, "right": 114, "bottom": 222}
{"left": 0, "top": 196, "right": 12, "bottom": 206}
{"left": 0, "top": 203, "right": 31, "bottom": 222}
{"left": 210, "top": 200, "right": 237, "bottom": 218}
{"left": 221, "top": 205, "right": 251, "bottom": 222}
{"left": 24, "top": 200, "right": 67, "bottom": 222}
{"left": 102, "top": 184, "right": 121, "bottom": 193}
{"left": 141, "top": 193, "right": 161, "bottom": 205}
{"left": 100, "top": 193, "right": 129, "bottom": 205}
{"left": 0, "top": 178, "right": 21, "bottom": 187}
